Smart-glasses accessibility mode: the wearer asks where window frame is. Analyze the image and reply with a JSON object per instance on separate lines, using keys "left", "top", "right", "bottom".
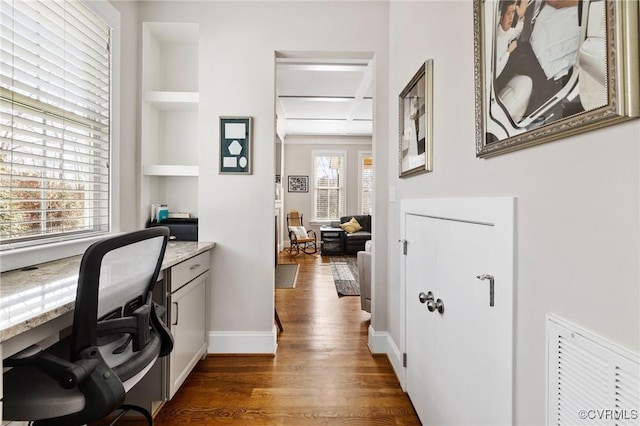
{"left": 0, "top": 0, "right": 120, "bottom": 272}
{"left": 311, "top": 149, "right": 347, "bottom": 223}
{"left": 358, "top": 150, "right": 372, "bottom": 216}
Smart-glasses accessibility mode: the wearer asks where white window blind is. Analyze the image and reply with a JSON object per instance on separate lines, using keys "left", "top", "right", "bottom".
{"left": 360, "top": 154, "right": 372, "bottom": 215}
{"left": 0, "top": 0, "right": 111, "bottom": 248}
{"left": 313, "top": 151, "right": 345, "bottom": 221}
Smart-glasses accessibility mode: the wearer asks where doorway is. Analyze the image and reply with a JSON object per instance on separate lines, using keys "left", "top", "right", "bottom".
{"left": 274, "top": 51, "right": 375, "bottom": 255}
{"left": 273, "top": 50, "right": 375, "bottom": 332}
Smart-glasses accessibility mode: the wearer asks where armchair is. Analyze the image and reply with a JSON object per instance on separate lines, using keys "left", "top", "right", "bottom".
{"left": 2, "top": 228, "right": 173, "bottom": 425}
{"left": 287, "top": 210, "right": 317, "bottom": 255}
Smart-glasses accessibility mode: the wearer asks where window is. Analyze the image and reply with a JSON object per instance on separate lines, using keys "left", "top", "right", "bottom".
{"left": 0, "top": 0, "right": 113, "bottom": 249}
{"left": 312, "top": 150, "right": 346, "bottom": 221}
{"left": 359, "top": 152, "right": 372, "bottom": 215}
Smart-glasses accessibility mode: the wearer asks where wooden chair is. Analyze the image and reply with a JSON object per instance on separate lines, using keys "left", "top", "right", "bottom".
{"left": 286, "top": 210, "right": 317, "bottom": 255}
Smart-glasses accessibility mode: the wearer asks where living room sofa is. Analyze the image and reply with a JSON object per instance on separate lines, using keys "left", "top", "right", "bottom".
{"left": 335, "top": 214, "right": 372, "bottom": 255}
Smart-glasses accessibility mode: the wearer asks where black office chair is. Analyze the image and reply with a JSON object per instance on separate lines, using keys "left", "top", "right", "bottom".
{"left": 2, "top": 228, "right": 173, "bottom": 425}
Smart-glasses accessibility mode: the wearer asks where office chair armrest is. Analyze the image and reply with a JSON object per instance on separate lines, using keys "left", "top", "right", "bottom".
{"left": 151, "top": 302, "right": 174, "bottom": 357}
{"left": 4, "top": 344, "right": 99, "bottom": 389}
{"left": 96, "top": 303, "right": 173, "bottom": 358}
{"left": 3, "top": 344, "right": 44, "bottom": 365}
{"left": 97, "top": 306, "right": 152, "bottom": 353}
{"left": 51, "top": 356, "right": 100, "bottom": 389}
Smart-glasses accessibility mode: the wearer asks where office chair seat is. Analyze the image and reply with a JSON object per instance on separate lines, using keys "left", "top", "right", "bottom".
{"left": 3, "top": 364, "right": 87, "bottom": 421}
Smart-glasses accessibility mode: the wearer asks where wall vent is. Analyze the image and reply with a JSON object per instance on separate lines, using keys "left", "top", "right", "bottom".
{"left": 547, "top": 315, "right": 640, "bottom": 426}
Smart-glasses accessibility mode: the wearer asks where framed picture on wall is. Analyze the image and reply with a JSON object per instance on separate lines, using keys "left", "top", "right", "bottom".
{"left": 220, "top": 116, "right": 252, "bottom": 174}
{"left": 399, "top": 59, "right": 433, "bottom": 178}
{"left": 474, "top": 0, "right": 640, "bottom": 158}
{"left": 288, "top": 175, "right": 308, "bottom": 193}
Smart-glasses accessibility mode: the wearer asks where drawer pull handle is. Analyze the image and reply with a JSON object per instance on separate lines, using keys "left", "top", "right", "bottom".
{"left": 189, "top": 263, "right": 201, "bottom": 270}
{"left": 172, "top": 302, "right": 179, "bottom": 326}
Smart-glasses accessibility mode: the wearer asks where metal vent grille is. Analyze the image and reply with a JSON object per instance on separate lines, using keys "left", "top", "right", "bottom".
{"left": 548, "top": 316, "right": 640, "bottom": 426}
{"left": 614, "top": 364, "right": 640, "bottom": 426}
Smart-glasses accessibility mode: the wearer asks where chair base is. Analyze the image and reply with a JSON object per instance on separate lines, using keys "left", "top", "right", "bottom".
{"left": 109, "top": 404, "right": 153, "bottom": 426}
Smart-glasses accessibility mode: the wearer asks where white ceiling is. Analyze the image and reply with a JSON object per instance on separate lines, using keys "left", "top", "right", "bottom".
{"left": 275, "top": 57, "right": 373, "bottom": 138}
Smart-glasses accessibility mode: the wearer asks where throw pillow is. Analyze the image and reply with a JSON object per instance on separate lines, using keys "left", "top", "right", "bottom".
{"left": 340, "top": 217, "right": 362, "bottom": 234}
{"left": 289, "top": 225, "right": 308, "bottom": 240}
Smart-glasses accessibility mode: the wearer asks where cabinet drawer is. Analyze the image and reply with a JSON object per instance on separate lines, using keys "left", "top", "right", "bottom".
{"left": 322, "top": 231, "right": 342, "bottom": 238}
{"left": 171, "top": 251, "right": 210, "bottom": 292}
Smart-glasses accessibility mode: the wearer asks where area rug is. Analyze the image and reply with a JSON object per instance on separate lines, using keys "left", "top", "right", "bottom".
{"left": 275, "top": 264, "right": 299, "bottom": 289}
{"left": 329, "top": 257, "right": 360, "bottom": 297}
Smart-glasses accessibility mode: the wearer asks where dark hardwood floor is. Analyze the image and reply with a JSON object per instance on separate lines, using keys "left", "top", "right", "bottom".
{"left": 111, "top": 252, "right": 419, "bottom": 425}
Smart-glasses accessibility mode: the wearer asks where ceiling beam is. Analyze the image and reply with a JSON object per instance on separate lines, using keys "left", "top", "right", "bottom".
{"left": 343, "top": 61, "right": 373, "bottom": 134}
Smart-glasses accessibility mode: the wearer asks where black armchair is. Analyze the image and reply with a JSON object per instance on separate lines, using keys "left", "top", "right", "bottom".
{"left": 2, "top": 228, "right": 173, "bottom": 425}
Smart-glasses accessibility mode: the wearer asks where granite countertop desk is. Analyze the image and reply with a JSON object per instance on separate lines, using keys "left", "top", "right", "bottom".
{"left": 0, "top": 241, "right": 215, "bottom": 344}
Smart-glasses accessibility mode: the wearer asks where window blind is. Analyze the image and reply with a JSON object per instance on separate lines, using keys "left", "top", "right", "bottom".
{"left": 361, "top": 155, "right": 372, "bottom": 215}
{"left": 0, "top": 0, "right": 111, "bottom": 248}
{"left": 313, "top": 153, "right": 345, "bottom": 220}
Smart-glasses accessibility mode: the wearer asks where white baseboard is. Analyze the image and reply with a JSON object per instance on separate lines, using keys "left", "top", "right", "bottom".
{"left": 368, "top": 325, "right": 406, "bottom": 390}
{"left": 367, "top": 324, "right": 388, "bottom": 353}
{"left": 208, "top": 326, "right": 278, "bottom": 354}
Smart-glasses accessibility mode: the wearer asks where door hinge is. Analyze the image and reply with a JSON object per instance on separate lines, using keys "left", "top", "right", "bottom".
{"left": 403, "top": 352, "right": 407, "bottom": 367}
{"left": 399, "top": 239, "right": 407, "bottom": 255}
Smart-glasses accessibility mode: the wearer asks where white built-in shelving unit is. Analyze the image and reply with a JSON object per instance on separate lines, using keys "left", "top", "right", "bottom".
{"left": 140, "top": 22, "right": 199, "bottom": 226}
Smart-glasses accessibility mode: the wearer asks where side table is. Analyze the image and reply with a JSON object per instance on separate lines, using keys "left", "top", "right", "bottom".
{"left": 320, "top": 226, "right": 345, "bottom": 256}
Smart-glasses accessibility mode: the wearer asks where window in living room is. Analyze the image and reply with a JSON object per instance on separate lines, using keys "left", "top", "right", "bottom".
{"left": 0, "top": 0, "right": 113, "bottom": 249}
{"left": 359, "top": 152, "right": 372, "bottom": 215}
{"left": 312, "top": 150, "right": 346, "bottom": 221}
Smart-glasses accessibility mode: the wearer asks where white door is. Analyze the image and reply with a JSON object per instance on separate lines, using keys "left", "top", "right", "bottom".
{"left": 405, "top": 213, "right": 513, "bottom": 426}
{"left": 405, "top": 214, "right": 437, "bottom": 422}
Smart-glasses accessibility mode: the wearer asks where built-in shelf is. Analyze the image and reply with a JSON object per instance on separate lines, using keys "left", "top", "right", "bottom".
{"left": 143, "top": 164, "right": 199, "bottom": 176}
{"left": 140, "top": 21, "right": 200, "bottom": 227}
{"left": 144, "top": 91, "right": 199, "bottom": 110}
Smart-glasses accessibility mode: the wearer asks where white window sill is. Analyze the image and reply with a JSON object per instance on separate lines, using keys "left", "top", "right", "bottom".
{"left": 0, "top": 235, "right": 110, "bottom": 273}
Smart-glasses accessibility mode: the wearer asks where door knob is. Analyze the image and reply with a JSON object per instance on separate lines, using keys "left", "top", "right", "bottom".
{"left": 418, "top": 291, "right": 434, "bottom": 304}
{"left": 427, "top": 298, "right": 445, "bottom": 314}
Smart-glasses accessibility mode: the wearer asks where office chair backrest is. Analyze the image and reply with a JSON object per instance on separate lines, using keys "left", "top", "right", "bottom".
{"left": 72, "top": 228, "right": 169, "bottom": 359}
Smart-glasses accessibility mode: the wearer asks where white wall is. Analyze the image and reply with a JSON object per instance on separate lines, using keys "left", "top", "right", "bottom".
{"left": 136, "top": 1, "right": 389, "bottom": 352}
{"left": 282, "top": 135, "right": 372, "bottom": 241}
{"left": 115, "top": 2, "right": 638, "bottom": 421}
{"left": 387, "top": 1, "right": 639, "bottom": 424}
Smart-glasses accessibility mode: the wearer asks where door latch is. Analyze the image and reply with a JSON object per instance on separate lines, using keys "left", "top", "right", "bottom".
{"left": 476, "top": 274, "right": 495, "bottom": 307}
{"left": 398, "top": 239, "right": 407, "bottom": 255}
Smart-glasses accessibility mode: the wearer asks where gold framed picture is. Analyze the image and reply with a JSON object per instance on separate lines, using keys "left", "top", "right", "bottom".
{"left": 474, "top": 0, "right": 639, "bottom": 158}
{"left": 399, "top": 60, "right": 434, "bottom": 177}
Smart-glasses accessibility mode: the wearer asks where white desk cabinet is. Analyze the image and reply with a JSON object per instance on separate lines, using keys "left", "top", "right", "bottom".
{"left": 167, "top": 254, "right": 209, "bottom": 399}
